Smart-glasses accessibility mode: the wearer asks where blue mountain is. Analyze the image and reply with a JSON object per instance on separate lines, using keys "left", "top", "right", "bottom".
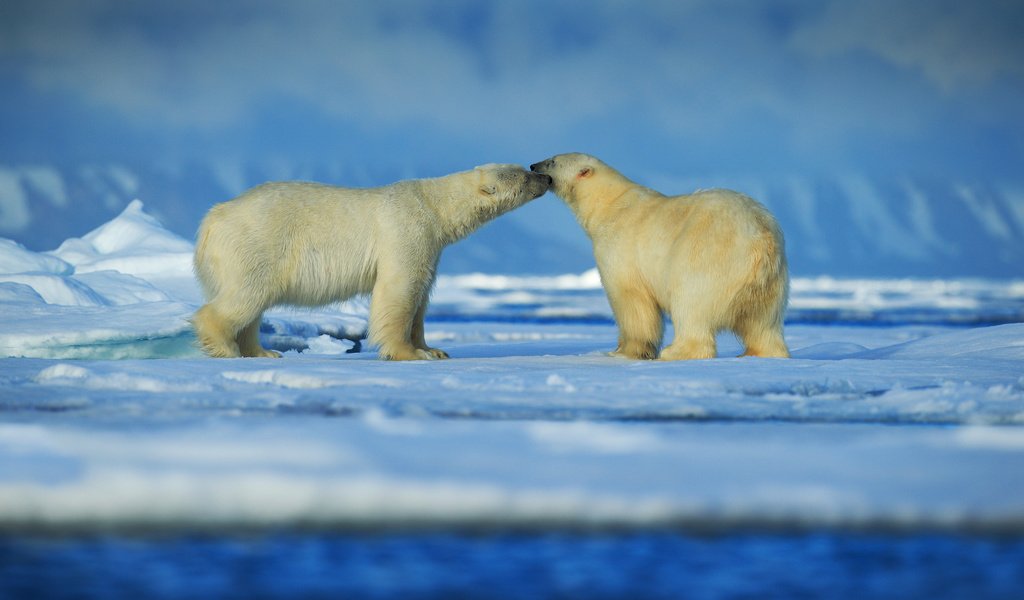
{"left": 1, "top": 163, "right": 1021, "bottom": 278}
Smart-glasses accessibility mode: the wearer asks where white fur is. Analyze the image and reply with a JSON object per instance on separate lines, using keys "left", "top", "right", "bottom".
{"left": 193, "top": 164, "right": 549, "bottom": 360}
{"left": 531, "top": 153, "right": 789, "bottom": 360}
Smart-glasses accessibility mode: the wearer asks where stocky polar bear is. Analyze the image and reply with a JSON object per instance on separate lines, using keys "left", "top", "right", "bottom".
{"left": 192, "top": 164, "right": 551, "bottom": 360}
{"left": 531, "top": 153, "right": 789, "bottom": 360}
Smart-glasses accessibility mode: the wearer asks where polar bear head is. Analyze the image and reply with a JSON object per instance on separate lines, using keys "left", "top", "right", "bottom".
{"left": 529, "top": 153, "right": 612, "bottom": 206}
{"left": 475, "top": 163, "right": 551, "bottom": 204}
{"left": 434, "top": 164, "right": 550, "bottom": 243}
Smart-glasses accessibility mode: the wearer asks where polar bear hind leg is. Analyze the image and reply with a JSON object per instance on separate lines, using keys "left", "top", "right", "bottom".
{"left": 193, "top": 303, "right": 243, "bottom": 358}
{"left": 731, "top": 289, "right": 789, "bottom": 358}
{"left": 729, "top": 235, "right": 790, "bottom": 358}
{"left": 735, "top": 319, "right": 789, "bottom": 358}
{"left": 193, "top": 287, "right": 276, "bottom": 359}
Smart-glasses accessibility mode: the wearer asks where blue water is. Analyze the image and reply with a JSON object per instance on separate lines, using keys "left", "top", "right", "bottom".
{"left": 3, "top": 531, "right": 1023, "bottom": 599}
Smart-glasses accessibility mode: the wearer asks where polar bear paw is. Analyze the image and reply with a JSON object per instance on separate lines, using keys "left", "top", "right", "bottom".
{"left": 252, "top": 349, "right": 283, "bottom": 358}
{"left": 380, "top": 346, "right": 449, "bottom": 361}
{"left": 607, "top": 341, "right": 658, "bottom": 360}
{"left": 659, "top": 340, "right": 716, "bottom": 361}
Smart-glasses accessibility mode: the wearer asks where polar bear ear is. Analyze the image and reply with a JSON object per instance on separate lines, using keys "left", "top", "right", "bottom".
{"left": 578, "top": 167, "right": 593, "bottom": 178}
{"left": 480, "top": 183, "right": 498, "bottom": 195}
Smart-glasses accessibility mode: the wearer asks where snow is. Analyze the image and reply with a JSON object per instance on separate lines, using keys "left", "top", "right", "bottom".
{"left": 0, "top": 239, "right": 72, "bottom": 276}
{"left": 50, "top": 199, "right": 194, "bottom": 278}
{"left": 0, "top": 273, "right": 110, "bottom": 306}
{"left": 1, "top": 202, "right": 1023, "bottom": 533}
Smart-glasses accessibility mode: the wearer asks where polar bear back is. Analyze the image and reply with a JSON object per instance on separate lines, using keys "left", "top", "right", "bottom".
{"left": 594, "top": 187, "right": 783, "bottom": 296}
{"left": 665, "top": 189, "right": 782, "bottom": 264}
{"left": 194, "top": 181, "right": 419, "bottom": 308}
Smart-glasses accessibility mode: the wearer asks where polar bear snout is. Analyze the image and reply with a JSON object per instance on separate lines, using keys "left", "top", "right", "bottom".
{"left": 526, "top": 171, "right": 552, "bottom": 197}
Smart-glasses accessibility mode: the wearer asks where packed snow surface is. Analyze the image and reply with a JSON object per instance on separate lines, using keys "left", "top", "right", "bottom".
{"left": 1, "top": 201, "right": 1023, "bottom": 532}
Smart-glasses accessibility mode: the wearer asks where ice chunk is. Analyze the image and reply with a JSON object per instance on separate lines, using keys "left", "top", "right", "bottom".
{"left": 0, "top": 281, "right": 45, "bottom": 304}
{"left": 0, "top": 238, "right": 72, "bottom": 275}
{"left": 0, "top": 273, "right": 108, "bottom": 306}
{"left": 50, "top": 199, "right": 194, "bottom": 278}
{"left": 863, "top": 323, "right": 1024, "bottom": 360}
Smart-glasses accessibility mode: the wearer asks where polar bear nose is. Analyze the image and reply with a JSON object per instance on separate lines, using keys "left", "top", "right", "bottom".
{"left": 529, "top": 162, "right": 542, "bottom": 172}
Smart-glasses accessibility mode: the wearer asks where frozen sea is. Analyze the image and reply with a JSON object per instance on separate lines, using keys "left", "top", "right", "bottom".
{"left": 2, "top": 202, "right": 1024, "bottom": 598}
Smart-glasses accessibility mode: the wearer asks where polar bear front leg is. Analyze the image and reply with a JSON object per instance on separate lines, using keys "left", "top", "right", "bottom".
{"left": 411, "top": 293, "right": 449, "bottom": 359}
{"left": 369, "top": 262, "right": 445, "bottom": 361}
{"left": 603, "top": 278, "right": 663, "bottom": 360}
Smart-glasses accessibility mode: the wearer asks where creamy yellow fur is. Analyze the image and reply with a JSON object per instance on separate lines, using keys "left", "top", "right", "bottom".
{"left": 531, "top": 153, "right": 789, "bottom": 360}
{"left": 193, "top": 165, "right": 550, "bottom": 360}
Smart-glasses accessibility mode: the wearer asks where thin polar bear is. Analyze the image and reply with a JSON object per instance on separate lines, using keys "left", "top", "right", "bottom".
{"left": 192, "top": 164, "right": 551, "bottom": 360}
{"left": 531, "top": 153, "right": 789, "bottom": 360}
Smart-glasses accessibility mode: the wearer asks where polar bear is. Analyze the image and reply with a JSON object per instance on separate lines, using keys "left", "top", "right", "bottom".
{"left": 192, "top": 164, "right": 551, "bottom": 360}
{"left": 530, "top": 153, "right": 789, "bottom": 360}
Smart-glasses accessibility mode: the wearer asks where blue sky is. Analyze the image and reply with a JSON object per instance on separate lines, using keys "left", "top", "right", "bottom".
{"left": 2, "top": 0, "right": 1023, "bottom": 180}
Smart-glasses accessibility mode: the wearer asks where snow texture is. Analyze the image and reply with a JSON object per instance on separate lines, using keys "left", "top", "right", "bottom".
{"left": 1, "top": 202, "right": 1023, "bottom": 533}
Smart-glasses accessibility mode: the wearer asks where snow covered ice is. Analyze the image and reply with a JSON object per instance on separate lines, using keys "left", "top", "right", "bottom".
{"left": 2, "top": 201, "right": 1024, "bottom": 532}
